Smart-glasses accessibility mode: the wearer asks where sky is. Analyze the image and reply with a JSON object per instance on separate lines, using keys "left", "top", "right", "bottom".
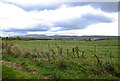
{"left": 0, "top": 0, "right": 119, "bottom": 37}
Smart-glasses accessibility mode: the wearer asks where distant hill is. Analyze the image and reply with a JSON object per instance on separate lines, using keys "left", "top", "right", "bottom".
{"left": 16, "top": 34, "right": 119, "bottom": 40}
{"left": 2, "top": 34, "right": 119, "bottom": 40}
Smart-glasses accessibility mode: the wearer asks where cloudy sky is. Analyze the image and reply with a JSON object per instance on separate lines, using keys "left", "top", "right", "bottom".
{"left": 0, "top": 0, "right": 119, "bottom": 37}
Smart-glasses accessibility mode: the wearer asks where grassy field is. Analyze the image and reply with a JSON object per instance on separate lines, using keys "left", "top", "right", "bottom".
{"left": 2, "top": 39, "right": 120, "bottom": 79}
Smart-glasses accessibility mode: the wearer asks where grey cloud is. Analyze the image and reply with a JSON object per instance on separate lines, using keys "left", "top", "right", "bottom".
{"left": 90, "top": 2, "right": 118, "bottom": 12}
{"left": 68, "top": 2, "right": 118, "bottom": 12}
{"left": 55, "top": 14, "right": 113, "bottom": 30}
{"left": 1, "top": 1, "right": 118, "bottom": 12}
{"left": 4, "top": 25, "right": 50, "bottom": 33}
{"left": 24, "top": 2, "right": 118, "bottom": 12}
{"left": 20, "top": 2, "right": 119, "bottom": 12}
{"left": 2, "top": 14, "right": 113, "bottom": 34}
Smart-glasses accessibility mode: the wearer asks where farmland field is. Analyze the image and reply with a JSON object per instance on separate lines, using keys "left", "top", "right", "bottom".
{"left": 1, "top": 39, "right": 120, "bottom": 79}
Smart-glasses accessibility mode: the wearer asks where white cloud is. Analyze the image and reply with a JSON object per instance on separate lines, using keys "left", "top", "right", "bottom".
{"left": 27, "top": 20, "right": 118, "bottom": 36}
{"left": 0, "top": 1, "right": 118, "bottom": 36}
{"left": 0, "top": 2, "right": 36, "bottom": 30}
{"left": 0, "top": 31, "right": 19, "bottom": 37}
{"left": 1, "top": 0, "right": 66, "bottom": 7}
{"left": 78, "top": 21, "right": 118, "bottom": 36}
{"left": 29, "top": 5, "right": 117, "bottom": 23}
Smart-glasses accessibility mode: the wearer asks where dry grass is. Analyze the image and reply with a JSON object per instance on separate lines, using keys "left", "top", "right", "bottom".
{"left": 2, "top": 41, "right": 25, "bottom": 56}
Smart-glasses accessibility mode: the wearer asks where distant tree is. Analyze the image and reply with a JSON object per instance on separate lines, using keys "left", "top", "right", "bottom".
{"left": 9, "top": 37, "right": 14, "bottom": 40}
{"left": 5, "top": 37, "right": 9, "bottom": 40}
{"left": 5, "top": 37, "right": 14, "bottom": 40}
{"left": 16, "top": 36, "right": 22, "bottom": 40}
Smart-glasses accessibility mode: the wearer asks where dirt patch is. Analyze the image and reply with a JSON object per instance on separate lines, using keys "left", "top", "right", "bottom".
{"left": 1, "top": 60, "right": 53, "bottom": 79}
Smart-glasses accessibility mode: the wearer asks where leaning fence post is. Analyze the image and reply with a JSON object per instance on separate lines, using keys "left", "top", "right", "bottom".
{"left": 94, "top": 44, "right": 97, "bottom": 60}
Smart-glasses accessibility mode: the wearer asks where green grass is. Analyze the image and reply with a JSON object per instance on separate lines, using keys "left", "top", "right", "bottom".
{"left": 2, "top": 39, "right": 120, "bottom": 79}
{"left": 2, "top": 64, "right": 44, "bottom": 79}
{"left": 12, "top": 39, "right": 118, "bottom": 51}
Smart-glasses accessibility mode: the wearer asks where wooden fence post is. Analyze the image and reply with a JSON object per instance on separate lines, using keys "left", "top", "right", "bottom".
{"left": 94, "top": 44, "right": 97, "bottom": 60}
{"left": 40, "top": 43, "right": 41, "bottom": 53}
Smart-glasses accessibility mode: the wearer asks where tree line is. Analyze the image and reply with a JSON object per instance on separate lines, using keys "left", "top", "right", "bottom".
{"left": 2, "top": 36, "right": 29, "bottom": 41}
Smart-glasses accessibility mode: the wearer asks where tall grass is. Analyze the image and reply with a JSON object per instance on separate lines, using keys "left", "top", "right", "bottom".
{"left": 2, "top": 40, "right": 120, "bottom": 79}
